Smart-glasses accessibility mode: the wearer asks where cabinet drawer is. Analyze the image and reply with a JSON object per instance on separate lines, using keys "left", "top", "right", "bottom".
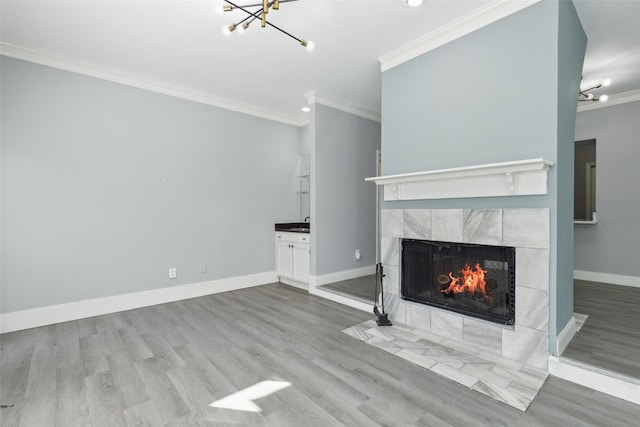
{"left": 276, "top": 232, "right": 310, "bottom": 244}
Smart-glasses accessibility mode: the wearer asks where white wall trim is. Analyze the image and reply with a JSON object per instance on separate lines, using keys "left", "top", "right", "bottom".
{"left": 549, "top": 356, "right": 640, "bottom": 405}
{"left": 309, "top": 265, "right": 376, "bottom": 287}
{"left": 577, "top": 90, "right": 640, "bottom": 112}
{"left": 0, "top": 271, "right": 277, "bottom": 334}
{"left": 366, "top": 158, "right": 553, "bottom": 201}
{"left": 378, "top": 0, "right": 540, "bottom": 72}
{"left": 308, "top": 283, "right": 373, "bottom": 313}
{"left": 0, "top": 42, "right": 303, "bottom": 127}
{"left": 304, "top": 90, "right": 381, "bottom": 123}
{"left": 556, "top": 315, "right": 576, "bottom": 356}
{"left": 574, "top": 270, "right": 640, "bottom": 288}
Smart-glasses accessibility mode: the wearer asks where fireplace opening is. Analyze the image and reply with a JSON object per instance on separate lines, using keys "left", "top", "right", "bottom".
{"left": 401, "top": 239, "right": 516, "bottom": 325}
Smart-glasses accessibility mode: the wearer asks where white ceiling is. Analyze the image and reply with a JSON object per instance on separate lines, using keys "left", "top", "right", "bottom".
{"left": 1, "top": 0, "right": 639, "bottom": 124}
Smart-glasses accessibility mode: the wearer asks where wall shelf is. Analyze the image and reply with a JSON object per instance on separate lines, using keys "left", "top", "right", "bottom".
{"left": 365, "top": 158, "right": 553, "bottom": 201}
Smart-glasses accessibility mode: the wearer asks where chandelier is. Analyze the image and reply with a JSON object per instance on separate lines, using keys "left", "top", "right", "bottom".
{"left": 218, "top": 0, "right": 315, "bottom": 52}
{"left": 579, "top": 78, "right": 611, "bottom": 102}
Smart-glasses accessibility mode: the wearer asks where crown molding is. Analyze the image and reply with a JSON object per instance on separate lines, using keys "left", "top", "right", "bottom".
{"left": 0, "top": 42, "right": 305, "bottom": 126}
{"left": 304, "top": 90, "right": 381, "bottom": 123}
{"left": 577, "top": 89, "right": 640, "bottom": 112}
{"left": 379, "top": 0, "right": 540, "bottom": 72}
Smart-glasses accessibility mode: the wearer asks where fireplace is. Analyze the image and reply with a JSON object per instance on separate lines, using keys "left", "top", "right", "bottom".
{"left": 401, "top": 239, "right": 516, "bottom": 325}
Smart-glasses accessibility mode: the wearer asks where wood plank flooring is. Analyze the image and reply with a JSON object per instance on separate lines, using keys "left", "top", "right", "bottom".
{"left": 318, "top": 275, "right": 377, "bottom": 303}
{"left": 562, "top": 280, "right": 640, "bottom": 379}
{"left": 2, "top": 283, "right": 639, "bottom": 426}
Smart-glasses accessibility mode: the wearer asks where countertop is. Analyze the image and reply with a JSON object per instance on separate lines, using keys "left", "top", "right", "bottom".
{"left": 275, "top": 222, "right": 310, "bottom": 233}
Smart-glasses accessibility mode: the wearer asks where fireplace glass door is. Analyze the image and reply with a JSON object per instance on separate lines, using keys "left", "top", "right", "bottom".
{"left": 401, "top": 239, "right": 516, "bottom": 325}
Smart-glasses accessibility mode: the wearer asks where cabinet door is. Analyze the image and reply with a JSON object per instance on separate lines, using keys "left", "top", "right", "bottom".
{"left": 292, "top": 243, "right": 310, "bottom": 283}
{"left": 276, "top": 240, "right": 294, "bottom": 278}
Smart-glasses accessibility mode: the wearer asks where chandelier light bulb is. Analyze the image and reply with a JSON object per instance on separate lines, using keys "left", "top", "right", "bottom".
{"left": 301, "top": 107, "right": 311, "bottom": 112}
{"left": 602, "top": 78, "right": 612, "bottom": 87}
{"left": 221, "top": 24, "right": 231, "bottom": 36}
{"left": 214, "top": 3, "right": 225, "bottom": 15}
{"left": 599, "top": 94, "right": 609, "bottom": 102}
{"left": 302, "top": 40, "right": 315, "bottom": 52}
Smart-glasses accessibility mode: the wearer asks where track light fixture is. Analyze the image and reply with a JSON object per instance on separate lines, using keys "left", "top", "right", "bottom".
{"left": 218, "top": 0, "right": 314, "bottom": 52}
{"left": 579, "top": 78, "right": 611, "bottom": 102}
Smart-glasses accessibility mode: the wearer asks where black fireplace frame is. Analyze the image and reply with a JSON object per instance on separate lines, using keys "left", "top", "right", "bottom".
{"left": 401, "top": 239, "right": 516, "bottom": 325}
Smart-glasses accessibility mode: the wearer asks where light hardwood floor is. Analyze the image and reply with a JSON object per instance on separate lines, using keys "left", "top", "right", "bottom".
{"left": 1, "top": 283, "right": 638, "bottom": 426}
{"left": 562, "top": 280, "right": 640, "bottom": 379}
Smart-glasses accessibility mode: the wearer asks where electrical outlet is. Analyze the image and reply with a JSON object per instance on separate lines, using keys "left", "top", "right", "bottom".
{"left": 355, "top": 249, "right": 361, "bottom": 260}
{"left": 169, "top": 268, "right": 177, "bottom": 279}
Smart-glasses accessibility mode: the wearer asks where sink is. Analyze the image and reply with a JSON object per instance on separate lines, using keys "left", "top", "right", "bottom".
{"left": 275, "top": 222, "right": 311, "bottom": 233}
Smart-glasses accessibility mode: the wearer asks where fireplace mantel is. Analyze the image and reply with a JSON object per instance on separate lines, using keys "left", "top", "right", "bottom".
{"left": 366, "top": 158, "right": 553, "bottom": 201}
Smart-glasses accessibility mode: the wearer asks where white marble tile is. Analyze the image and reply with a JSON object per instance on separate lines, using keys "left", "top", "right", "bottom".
{"left": 381, "top": 209, "right": 404, "bottom": 238}
{"left": 410, "top": 327, "right": 445, "bottom": 344}
{"left": 439, "top": 337, "right": 483, "bottom": 356}
{"left": 574, "top": 312, "right": 588, "bottom": 331}
{"left": 403, "top": 210, "right": 432, "bottom": 240}
{"left": 381, "top": 238, "right": 400, "bottom": 267}
{"left": 365, "top": 327, "right": 395, "bottom": 342}
{"left": 405, "top": 302, "right": 432, "bottom": 332}
{"left": 506, "top": 381, "right": 541, "bottom": 405}
{"left": 431, "top": 310, "right": 463, "bottom": 341}
{"left": 471, "top": 380, "right": 529, "bottom": 411}
{"left": 382, "top": 265, "right": 399, "bottom": 296}
{"left": 478, "top": 350, "right": 524, "bottom": 372}
{"left": 515, "top": 248, "right": 549, "bottom": 291}
{"left": 515, "top": 287, "right": 548, "bottom": 331}
{"left": 430, "top": 362, "right": 478, "bottom": 388}
{"left": 383, "top": 294, "right": 405, "bottom": 324}
{"left": 502, "top": 325, "right": 548, "bottom": 369}
{"left": 461, "top": 364, "right": 512, "bottom": 389}
{"left": 396, "top": 348, "right": 437, "bottom": 370}
{"left": 463, "top": 209, "right": 503, "bottom": 245}
{"left": 342, "top": 325, "right": 374, "bottom": 341}
{"left": 366, "top": 337, "right": 402, "bottom": 354}
{"left": 503, "top": 209, "right": 549, "bottom": 249}
{"left": 463, "top": 318, "right": 502, "bottom": 354}
{"left": 491, "top": 365, "right": 547, "bottom": 391}
{"left": 431, "top": 209, "right": 464, "bottom": 242}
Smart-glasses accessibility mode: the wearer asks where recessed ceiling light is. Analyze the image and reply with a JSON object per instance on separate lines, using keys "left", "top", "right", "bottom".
{"left": 301, "top": 107, "right": 311, "bottom": 112}
{"left": 404, "top": 0, "right": 423, "bottom": 7}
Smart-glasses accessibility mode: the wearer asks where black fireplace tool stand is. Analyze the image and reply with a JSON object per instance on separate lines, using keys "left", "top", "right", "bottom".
{"left": 373, "top": 263, "right": 392, "bottom": 326}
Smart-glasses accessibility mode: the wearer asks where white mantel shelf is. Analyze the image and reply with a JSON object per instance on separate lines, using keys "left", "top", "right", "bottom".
{"left": 366, "top": 158, "right": 554, "bottom": 201}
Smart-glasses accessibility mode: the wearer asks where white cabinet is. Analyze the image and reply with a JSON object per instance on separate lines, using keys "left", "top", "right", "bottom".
{"left": 276, "top": 232, "right": 310, "bottom": 287}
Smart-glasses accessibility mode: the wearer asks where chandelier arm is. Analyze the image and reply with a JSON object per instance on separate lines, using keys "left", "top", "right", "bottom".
{"left": 223, "top": 0, "right": 298, "bottom": 9}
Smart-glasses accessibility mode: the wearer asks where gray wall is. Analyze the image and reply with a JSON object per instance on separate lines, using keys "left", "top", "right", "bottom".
{"left": 1, "top": 57, "right": 301, "bottom": 313}
{"left": 380, "top": 1, "right": 584, "bottom": 351}
{"left": 574, "top": 101, "right": 640, "bottom": 276}
{"left": 312, "top": 104, "right": 380, "bottom": 276}
{"left": 555, "top": 0, "right": 587, "bottom": 336}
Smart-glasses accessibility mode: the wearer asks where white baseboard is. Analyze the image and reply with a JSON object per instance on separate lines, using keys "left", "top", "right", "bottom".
{"left": 308, "top": 283, "right": 373, "bottom": 313}
{"left": 278, "top": 277, "right": 309, "bottom": 292}
{"left": 0, "top": 271, "right": 277, "bottom": 334}
{"left": 549, "top": 356, "right": 640, "bottom": 405}
{"left": 556, "top": 315, "right": 577, "bottom": 356}
{"left": 574, "top": 270, "right": 640, "bottom": 288}
{"left": 309, "top": 265, "right": 376, "bottom": 287}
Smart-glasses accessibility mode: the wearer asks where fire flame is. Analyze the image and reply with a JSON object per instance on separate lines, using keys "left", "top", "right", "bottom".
{"left": 443, "top": 263, "right": 488, "bottom": 297}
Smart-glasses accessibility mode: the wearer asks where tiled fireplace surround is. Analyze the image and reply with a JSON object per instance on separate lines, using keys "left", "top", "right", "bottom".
{"left": 380, "top": 208, "right": 550, "bottom": 370}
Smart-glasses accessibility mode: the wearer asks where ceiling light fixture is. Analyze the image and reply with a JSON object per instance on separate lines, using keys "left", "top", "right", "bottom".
{"left": 404, "top": 0, "right": 424, "bottom": 7}
{"left": 219, "top": 0, "right": 314, "bottom": 52}
{"left": 579, "top": 78, "right": 611, "bottom": 102}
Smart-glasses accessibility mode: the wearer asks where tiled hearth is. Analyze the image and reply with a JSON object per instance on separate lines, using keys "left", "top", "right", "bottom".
{"left": 356, "top": 208, "right": 549, "bottom": 409}
{"left": 343, "top": 320, "right": 548, "bottom": 410}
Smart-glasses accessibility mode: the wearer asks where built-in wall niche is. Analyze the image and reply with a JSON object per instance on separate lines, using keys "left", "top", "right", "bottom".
{"left": 574, "top": 139, "right": 596, "bottom": 223}
{"left": 298, "top": 154, "right": 310, "bottom": 221}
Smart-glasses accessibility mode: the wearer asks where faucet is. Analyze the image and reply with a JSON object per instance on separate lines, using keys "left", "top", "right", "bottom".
{"left": 304, "top": 216, "right": 310, "bottom": 222}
